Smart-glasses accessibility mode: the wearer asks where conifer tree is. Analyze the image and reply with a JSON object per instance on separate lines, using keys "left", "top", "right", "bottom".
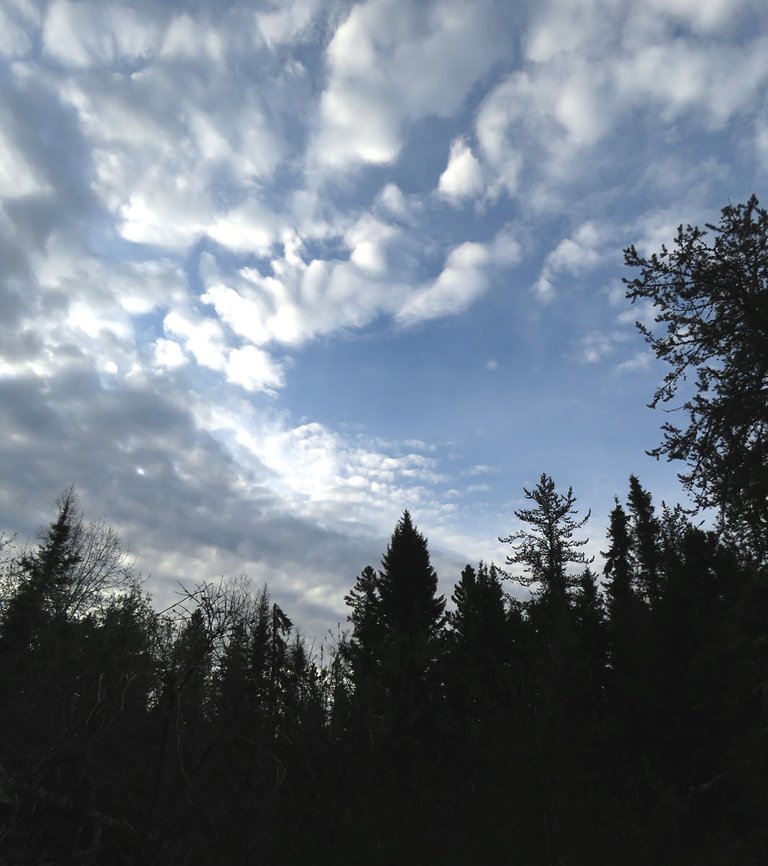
{"left": 624, "top": 195, "right": 768, "bottom": 562}
{"left": 344, "top": 564, "right": 385, "bottom": 682}
{"left": 500, "top": 473, "right": 591, "bottom": 606}
{"left": 450, "top": 562, "right": 508, "bottom": 666}
{"left": 448, "top": 562, "right": 510, "bottom": 713}
{"left": 378, "top": 510, "right": 445, "bottom": 641}
{"left": 627, "top": 475, "right": 662, "bottom": 606}
{"left": 573, "top": 568, "right": 606, "bottom": 683}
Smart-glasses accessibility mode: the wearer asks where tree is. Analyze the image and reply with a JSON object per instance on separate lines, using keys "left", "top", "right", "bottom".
{"left": 602, "top": 498, "right": 633, "bottom": 610}
{"left": 343, "top": 512, "right": 445, "bottom": 726}
{"left": 0, "top": 489, "right": 137, "bottom": 655}
{"left": 627, "top": 475, "right": 662, "bottom": 606}
{"left": 449, "top": 562, "right": 508, "bottom": 664}
{"left": 344, "top": 565, "right": 385, "bottom": 683}
{"left": 624, "top": 195, "right": 768, "bottom": 561}
{"left": 572, "top": 567, "right": 606, "bottom": 716}
{"left": 448, "top": 562, "right": 510, "bottom": 709}
{"left": 500, "top": 473, "right": 592, "bottom": 604}
{"left": 378, "top": 510, "right": 445, "bottom": 642}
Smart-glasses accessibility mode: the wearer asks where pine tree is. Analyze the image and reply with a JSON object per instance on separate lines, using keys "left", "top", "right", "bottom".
{"left": 344, "top": 564, "right": 385, "bottom": 683}
{"left": 448, "top": 562, "right": 510, "bottom": 712}
{"left": 343, "top": 512, "right": 445, "bottom": 727}
{"left": 500, "top": 473, "right": 591, "bottom": 606}
{"left": 573, "top": 567, "right": 606, "bottom": 700}
{"left": 603, "top": 498, "right": 633, "bottom": 611}
{"left": 378, "top": 510, "right": 445, "bottom": 641}
{"left": 1, "top": 489, "right": 82, "bottom": 654}
{"left": 450, "top": 562, "right": 508, "bottom": 667}
{"left": 627, "top": 475, "right": 662, "bottom": 606}
{"left": 602, "top": 485, "right": 661, "bottom": 778}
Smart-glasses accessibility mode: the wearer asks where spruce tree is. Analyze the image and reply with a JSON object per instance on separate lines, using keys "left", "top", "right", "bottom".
{"left": 500, "top": 473, "right": 591, "bottom": 606}
{"left": 378, "top": 510, "right": 445, "bottom": 641}
{"left": 627, "top": 475, "right": 661, "bottom": 606}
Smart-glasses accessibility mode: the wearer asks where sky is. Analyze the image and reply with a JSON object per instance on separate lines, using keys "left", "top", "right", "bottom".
{"left": 1, "top": 0, "right": 766, "bottom": 638}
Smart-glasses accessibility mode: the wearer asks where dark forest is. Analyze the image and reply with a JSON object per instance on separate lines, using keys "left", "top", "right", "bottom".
{"left": 1, "top": 197, "right": 766, "bottom": 864}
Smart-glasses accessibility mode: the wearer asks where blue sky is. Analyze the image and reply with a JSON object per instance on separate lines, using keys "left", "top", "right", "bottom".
{"left": 1, "top": 0, "right": 766, "bottom": 636}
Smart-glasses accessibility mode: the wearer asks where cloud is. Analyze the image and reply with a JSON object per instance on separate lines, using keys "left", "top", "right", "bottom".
{"left": 225, "top": 345, "right": 285, "bottom": 395}
{"left": 579, "top": 330, "right": 618, "bottom": 364}
{"left": 1, "top": 0, "right": 764, "bottom": 639}
{"left": 0, "top": 0, "right": 41, "bottom": 59}
{"left": 755, "top": 114, "right": 768, "bottom": 170}
{"left": 438, "top": 138, "right": 484, "bottom": 203}
{"left": 46, "top": 6, "right": 304, "bottom": 253}
{"left": 199, "top": 218, "right": 413, "bottom": 350}
{"left": 473, "top": 0, "right": 768, "bottom": 208}
{"left": 532, "top": 221, "right": 607, "bottom": 302}
{"left": 313, "top": 0, "right": 513, "bottom": 170}
{"left": 43, "top": 1, "right": 164, "bottom": 68}
{"left": 616, "top": 351, "right": 652, "bottom": 373}
{"left": 396, "top": 242, "right": 490, "bottom": 325}
{"left": 153, "top": 338, "right": 186, "bottom": 369}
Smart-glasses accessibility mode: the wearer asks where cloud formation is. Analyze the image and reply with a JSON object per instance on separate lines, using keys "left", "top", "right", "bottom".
{"left": 0, "top": 0, "right": 765, "bottom": 634}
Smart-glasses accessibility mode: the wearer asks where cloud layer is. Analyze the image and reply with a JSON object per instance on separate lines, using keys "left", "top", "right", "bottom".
{"left": 1, "top": 0, "right": 765, "bottom": 633}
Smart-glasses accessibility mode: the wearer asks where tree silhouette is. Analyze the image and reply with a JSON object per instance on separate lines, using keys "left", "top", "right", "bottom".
{"left": 624, "top": 195, "right": 768, "bottom": 562}
{"left": 500, "top": 473, "right": 592, "bottom": 604}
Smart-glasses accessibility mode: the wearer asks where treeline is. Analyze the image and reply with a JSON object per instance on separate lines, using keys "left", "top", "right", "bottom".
{"left": 0, "top": 475, "right": 766, "bottom": 865}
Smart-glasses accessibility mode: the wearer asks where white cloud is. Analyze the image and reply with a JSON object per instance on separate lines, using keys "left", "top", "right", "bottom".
{"left": 639, "top": 0, "right": 753, "bottom": 35}
{"left": 615, "top": 38, "right": 768, "bottom": 129}
{"left": 207, "top": 204, "right": 280, "bottom": 256}
{"left": 313, "top": 0, "right": 512, "bottom": 170}
{"left": 580, "top": 330, "right": 616, "bottom": 364}
{"left": 376, "top": 183, "right": 409, "bottom": 218}
{"left": 532, "top": 221, "right": 607, "bottom": 302}
{"left": 257, "top": 0, "right": 329, "bottom": 47}
{"left": 616, "top": 351, "right": 652, "bottom": 373}
{"left": 474, "top": 0, "right": 768, "bottom": 207}
{"left": 397, "top": 242, "right": 490, "bottom": 326}
{"left": 438, "top": 138, "right": 484, "bottom": 203}
{"left": 209, "top": 407, "right": 446, "bottom": 528}
{"left": 43, "top": 1, "right": 163, "bottom": 68}
{"left": 489, "top": 223, "right": 524, "bottom": 267}
{"left": 347, "top": 215, "right": 398, "bottom": 276}
{"left": 163, "top": 310, "right": 227, "bottom": 372}
{"left": 225, "top": 345, "right": 285, "bottom": 394}
{"left": 159, "top": 13, "right": 227, "bottom": 62}
{"left": 153, "top": 338, "right": 187, "bottom": 369}
{"left": 200, "top": 212, "right": 422, "bottom": 350}
{"left": 53, "top": 12, "right": 291, "bottom": 251}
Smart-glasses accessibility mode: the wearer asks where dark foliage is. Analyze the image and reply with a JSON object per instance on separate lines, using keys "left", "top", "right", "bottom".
{"left": 624, "top": 195, "right": 768, "bottom": 562}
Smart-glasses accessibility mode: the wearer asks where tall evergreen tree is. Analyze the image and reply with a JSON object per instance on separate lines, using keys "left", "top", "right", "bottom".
{"left": 450, "top": 562, "right": 508, "bottom": 667}
{"left": 448, "top": 562, "right": 510, "bottom": 710}
{"left": 573, "top": 566, "right": 606, "bottom": 708}
{"left": 500, "top": 473, "right": 591, "bottom": 606}
{"left": 602, "top": 499, "right": 633, "bottom": 609}
{"left": 627, "top": 475, "right": 662, "bottom": 606}
{"left": 344, "top": 564, "right": 385, "bottom": 685}
{"left": 378, "top": 510, "right": 445, "bottom": 641}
